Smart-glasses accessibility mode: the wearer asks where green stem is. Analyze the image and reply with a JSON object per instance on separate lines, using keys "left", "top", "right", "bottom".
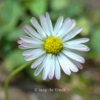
{"left": 4, "top": 61, "right": 32, "bottom": 100}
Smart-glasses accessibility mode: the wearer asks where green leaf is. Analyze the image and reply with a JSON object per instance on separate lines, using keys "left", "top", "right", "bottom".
{"left": 0, "top": 0, "right": 23, "bottom": 39}
{"left": 51, "top": 0, "right": 69, "bottom": 10}
{"left": 76, "top": 17, "right": 90, "bottom": 36}
{"left": 7, "top": 27, "right": 25, "bottom": 41}
{"left": 3, "top": 49, "right": 25, "bottom": 72}
{"left": 90, "top": 27, "right": 100, "bottom": 58}
{"left": 66, "top": 1, "right": 84, "bottom": 17}
{"left": 28, "top": 0, "right": 47, "bottom": 17}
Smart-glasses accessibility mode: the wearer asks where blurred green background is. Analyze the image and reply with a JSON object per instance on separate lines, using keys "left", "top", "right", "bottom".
{"left": 0, "top": 0, "right": 100, "bottom": 100}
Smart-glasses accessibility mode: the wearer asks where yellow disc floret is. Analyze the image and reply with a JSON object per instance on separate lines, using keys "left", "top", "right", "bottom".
{"left": 44, "top": 36, "right": 63, "bottom": 55}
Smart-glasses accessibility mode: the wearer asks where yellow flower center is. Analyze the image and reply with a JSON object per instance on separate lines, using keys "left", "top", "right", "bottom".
{"left": 44, "top": 36, "right": 63, "bottom": 55}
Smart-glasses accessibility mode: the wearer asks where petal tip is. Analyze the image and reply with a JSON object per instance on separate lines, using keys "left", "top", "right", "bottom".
{"left": 30, "top": 17, "right": 35, "bottom": 23}
{"left": 25, "top": 56, "right": 30, "bottom": 61}
{"left": 46, "top": 12, "right": 49, "bottom": 15}
{"left": 74, "top": 69, "right": 79, "bottom": 72}
{"left": 17, "top": 40, "right": 21, "bottom": 44}
{"left": 87, "top": 38, "right": 90, "bottom": 42}
{"left": 86, "top": 47, "right": 90, "bottom": 51}
{"left": 34, "top": 73, "right": 37, "bottom": 76}
{"left": 80, "top": 27, "right": 83, "bottom": 31}
{"left": 56, "top": 77, "right": 60, "bottom": 80}
{"left": 18, "top": 45, "right": 22, "bottom": 49}
{"left": 67, "top": 72, "right": 71, "bottom": 76}
{"left": 23, "top": 25, "right": 28, "bottom": 30}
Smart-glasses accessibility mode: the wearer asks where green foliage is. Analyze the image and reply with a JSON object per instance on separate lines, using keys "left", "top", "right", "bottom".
{"left": 0, "top": 0, "right": 23, "bottom": 39}
{"left": 91, "top": 28, "right": 100, "bottom": 53}
{"left": 51, "top": 0, "right": 69, "bottom": 10}
{"left": 89, "top": 27, "right": 100, "bottom": 59}
{"left": 28, "top": 0, "right": 47, "bottom": 17}
{"left": 7, "top": 28, "right": 25, "bottom": 41}
{"left": 77, "top": 17, "right": 90, "bottom": 36}
{"left": 3, "top": 49, "right": 25, "bottom": 72}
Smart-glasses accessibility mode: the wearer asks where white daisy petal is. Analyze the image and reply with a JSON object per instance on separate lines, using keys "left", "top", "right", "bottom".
{"left": 55, "top": 57, "right": 61, "bottom": 80}
{"left": 54, "top": 16, "right": 63, "bottom": 35}
{"left": 19, "top": 43, "right": 41, "bottom": 49}
{"left": 57, "top": 54, "right": 71, "bottom": 75}
{"left": 46, "top": 12, "right": 54, "bottom": 35}
{"left": 20, "top": 35, "right": 42, "bottom": 43}
{"left": 69, "top": 59, "right": 83, "bottom": 69}
{"left": 23, "top": 25, "right": 42, "bottom": 39}
{"left": 18, "top": 40, "right": 40, "bottom": 45}
{"left": 63, "top": 27, "right": 83, "bottom": 42}
{"left": 62, "top": 54, "right": 79, "bottom": 72}
{"left": 65, "top": 44, "right": 90, "bottom": 51}
{"left": 25, "top": 49, "right": 45, "bottom": 61}
{"left": 34, "top": 55, "right": 48, "bottom": 76}
{"left": 18, "top": 45, "right": 28, "bottom": 49}
{"left": 65, "top": 38, "right": 90, "bottom": 44}
{"left": 34, "top": 64, "right": 45, "bottom": 76}
{"left": 34, "top": 64, "right": 44, "bottom": 76}
{"left": 57, "top": 18, "right": 71, "bottom": 37}
{"left": 39, "top": 14, "right": 50, "bottom": 36}
{"left": 30, "top": 17, "right": 46, "bottom": 37}
{"left": 69, "top": 60, "right": 79, "bottom": 72}
{"left": 48, "top": 55, "right": 55, "bottom": 79}
{"left": 31, "top": 54, "right": 46, "bottom": 68}
{"left": 22, "top": 49, "right": 40, "bottom": 56}
{"left": 67, "top": 49, "right": 84, "bottom": 56}
{"left": 60, "top": 20, "right": 76, "bottom": 39}
{"left": 62, "top": 50, "right": 85, "bottom": 63}
{"left": 42, "top": 54, "right": 52, "bottom": 80}
{"left": 59, "top": 53, "right": 78, "bottom": 72}
{"left": 17, "top": 40, "right": 22, "bottom": 44}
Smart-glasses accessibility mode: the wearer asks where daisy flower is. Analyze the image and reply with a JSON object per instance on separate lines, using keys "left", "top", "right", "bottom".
{"left": 18, "top": 12, "right": 90, "bottom": 80}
